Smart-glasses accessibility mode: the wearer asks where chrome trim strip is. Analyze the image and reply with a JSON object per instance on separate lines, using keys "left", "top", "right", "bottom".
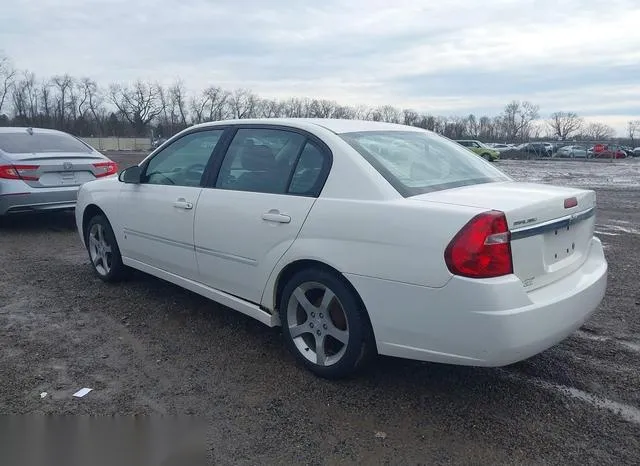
{"left": 123, "top": 228, "right": 257, "bottom": 265}
{"left": 510, "top": 207, "right": 595, "bottom": 240}
{"left": 195, "top": 245, "right": 257, "bottom": 266}
{"left": 124, "top": 228, "right": 195, "bottom": 251}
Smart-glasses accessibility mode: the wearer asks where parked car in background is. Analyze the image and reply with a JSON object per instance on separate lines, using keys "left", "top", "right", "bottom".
{"left": 589, "top": 144, "right": 627, "bottom": 159}
{"left": 75, "top": 118, "right": 607, "bottom": 379}
{"left": 633, "top": 147, "right": 640, "bottom": 156}
{"left": 454, "top": 140, "right": 500, "bottom": 161}
{"left": 488, "top": 143, "right": 516, "bottom": 153}
{"left": 520, "top": 142, "right": 553, "bottom": 157}
{"left": 0, "top": 127, "right": 118, "bottom": 216}
{"left": 557, "top": 145, "right": 588, "bottom": 158}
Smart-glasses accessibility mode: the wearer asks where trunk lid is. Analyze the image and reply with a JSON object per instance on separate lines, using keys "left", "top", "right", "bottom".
{"left": 411, "top": 181, "right": 597, "bottom": 291}
{"left": 7, "top": 152, "right": 108, "bottom": 188}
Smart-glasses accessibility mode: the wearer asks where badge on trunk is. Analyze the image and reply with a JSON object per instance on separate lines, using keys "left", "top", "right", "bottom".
{"left": 63, "top": 162, "right": 73, "bottom": 171}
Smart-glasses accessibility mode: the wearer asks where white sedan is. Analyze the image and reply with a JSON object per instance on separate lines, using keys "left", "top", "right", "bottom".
{"left": 75, "top": 119, "right": 608, "bottom": 379}
{"left": 557, "top": 145, "right": 588, "bottom": 158}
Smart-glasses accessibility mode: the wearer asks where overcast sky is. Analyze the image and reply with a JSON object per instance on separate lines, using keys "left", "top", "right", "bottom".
{"left": 3, "top": 0, "right": 640, "bottom": 134}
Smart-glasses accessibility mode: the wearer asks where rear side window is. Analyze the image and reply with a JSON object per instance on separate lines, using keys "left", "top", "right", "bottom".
{"left": 0, "top": 131, "right": 92, "bottom": 154}
{"left": 289, "top": 142, "right": 326, "bottom": 196}
{"left": 215, "top": 128, "right": 306, "bottom": 194}
{"left": 340, "top": 130, "right": 511, "bottom": 197}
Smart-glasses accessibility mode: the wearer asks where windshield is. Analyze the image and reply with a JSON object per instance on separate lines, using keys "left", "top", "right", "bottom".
{"left": 340, "top": 130, "right": 512, "bottom": 196}
{"left": 0, "top": 131, "right": 93, "bottom": 154}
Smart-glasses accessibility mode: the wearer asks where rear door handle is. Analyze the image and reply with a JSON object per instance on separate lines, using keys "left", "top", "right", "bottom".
{"left": 173, "top": 198, "right": 193, "bottom": 210}
{"left": 262, "top": 209, "right": 291, "bottom": 224}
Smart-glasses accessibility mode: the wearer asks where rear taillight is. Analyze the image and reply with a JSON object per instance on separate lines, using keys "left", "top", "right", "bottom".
{"left": 93, "top": 161, "right": 118, "bottom": 178}
{"left": 0, "top": 164, "right": 40, "bottom": 181}
{"left": 444, "top": 210, "right": 513, "bottom": 279}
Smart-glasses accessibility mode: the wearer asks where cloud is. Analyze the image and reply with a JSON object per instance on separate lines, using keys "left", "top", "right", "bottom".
{"left": 2, "top": 0, "right": 640, "bottom": 134}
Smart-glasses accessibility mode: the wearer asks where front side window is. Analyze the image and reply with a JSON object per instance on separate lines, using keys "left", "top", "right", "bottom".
{"left": 215, "top": 128, "right": 306, "bottom": 194}
{"left": 340, "top": 130, "right": 512, "bottom": 197}
{"left": 142, "top": 130, "right": 224, "bottom": 187}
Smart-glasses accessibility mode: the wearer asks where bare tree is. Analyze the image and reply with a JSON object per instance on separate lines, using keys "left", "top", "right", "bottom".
{"left": 190, "top": 86, "right": 231, "bottom": 123}
{"left": 229, "top": 88, "right": 258, "bottom": 119}
{"left": 317, "top": 99, "right": 339, "bottom": 118}
{"left": 583, "top": 122, "right": 615, "bottom": 141}
{"left": 79, "top": 78, "right": 104, "bottom": 135}
{"left": 628, "top": 120, "right": 640, "bottom": 145}
{"left": 0, "top": 53, "right": 16, "bottom": 115}
{"left": 402, "top": 109, "right": 419, "bottom": 127}
{"left": 501, "top": 100, "right": 540, "bottom": 142}
{"left": 51, "top": 74, "right": 74, "bottom": 129}
{"left": 376, "top": 105, "right": 402, "bottom": 123}
{"left": 23, "top": 72, "right": 39, "bottom": 121}
{"left": 332, "top": 105, "right": 356, "bottom": 119}
{"left": 11, "top": 77, "right": 28, "bottom": 122}
{"left": 547, "top": 111, "right": 583, "bottom": 140}
{"left": 40, "top": 81, "right": 53, "bottom": 124}
{"left": 530, "top": 121, "right": 545, "bottom": 139}
{"left": 169, "top": 80, "right": 188, "bottom": 127}
{"left": 283, "top": 97, "right": 313, "bottom": 118}
{"left": 257, "top": 98, "right": 285, "bottom": 118}
{"left": 109, "top": 80, "right": 163, "bottom": 136}
{"left": 466, "top": 114, "right": 479, "bottom": 138}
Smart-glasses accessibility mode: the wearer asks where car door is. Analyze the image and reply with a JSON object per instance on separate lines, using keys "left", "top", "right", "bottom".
{"left": 118, "top": 128, "right": 226, "bottom": 280}
{"left": 194, "top": 126, "right": 332, "bottom": 304}
{"left": 469, "top": 141, "right": 482, "bottom": 155}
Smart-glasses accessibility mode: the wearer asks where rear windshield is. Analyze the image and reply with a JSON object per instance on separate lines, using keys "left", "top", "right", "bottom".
{"left": 0, "top": 131, "right": 93, "bottom": 154}
{"left": 340, "top": 130, "right": 511, "bottom": 197}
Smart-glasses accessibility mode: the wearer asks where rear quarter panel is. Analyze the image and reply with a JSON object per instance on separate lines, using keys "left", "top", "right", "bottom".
{"left": 261, "top": 197, "right": 486, "bottom": 309}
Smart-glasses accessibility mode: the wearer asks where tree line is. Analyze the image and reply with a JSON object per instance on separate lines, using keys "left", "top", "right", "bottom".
{"left": 1, "top": 53, "right": 638, "bottom": 144}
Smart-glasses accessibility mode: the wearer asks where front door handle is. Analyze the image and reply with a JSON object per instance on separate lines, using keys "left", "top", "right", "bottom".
{"left": 173, "top": 198, "right": 193, "bottom": 210}
{"left": 262, "top": 209, "right": 291, "bottom": 224}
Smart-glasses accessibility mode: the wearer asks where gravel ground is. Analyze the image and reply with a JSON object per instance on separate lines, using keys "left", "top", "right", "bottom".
{"left": 1, "top": 155, "right": 639, "bottom": 465}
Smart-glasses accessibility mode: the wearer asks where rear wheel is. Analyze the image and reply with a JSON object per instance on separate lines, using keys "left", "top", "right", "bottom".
{"left": 85, "top": 214, "right": 130, "bottom": 282}
{"left": 279, "top": 268, "right": 376, "bottom": 379}
{"left": 481, "top": 153, "right": 492, "bottom": 161}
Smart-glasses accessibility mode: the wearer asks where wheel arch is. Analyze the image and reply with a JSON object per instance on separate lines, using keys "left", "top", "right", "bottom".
{"left": 272, "top": 259, "right": 374, "bottom": 333}
{"left": 82, "top": 204, "right": 107, "bottom": 241}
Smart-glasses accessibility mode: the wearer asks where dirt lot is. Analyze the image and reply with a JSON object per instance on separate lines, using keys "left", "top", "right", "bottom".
{"left": 1, "top": 155, "right": 639, "bottom": 464}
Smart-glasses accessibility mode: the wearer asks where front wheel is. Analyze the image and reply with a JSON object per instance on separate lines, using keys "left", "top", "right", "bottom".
{"left": 279, "top": 269, "right": 376, "bottom": 379}
{"left": 85, "top": 214, "right": 130, "bottom": 282}
{"left": 481, "top": 153, "right": 492, "bottom": 161}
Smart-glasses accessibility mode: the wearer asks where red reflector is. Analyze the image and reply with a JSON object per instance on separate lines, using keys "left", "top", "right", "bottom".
{"left": 444, "top": 210, "right": 513, "bottom": 279}
{"left": 93, "top": 161, "right": 119, "bottom": 178}
{"left": 564, "top": 197, "right": 578, "bottom": 209}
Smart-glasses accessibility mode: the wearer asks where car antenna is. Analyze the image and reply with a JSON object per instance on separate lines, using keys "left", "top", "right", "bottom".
{"left": 26, "top": 127, "right": 34, "bottom": 135}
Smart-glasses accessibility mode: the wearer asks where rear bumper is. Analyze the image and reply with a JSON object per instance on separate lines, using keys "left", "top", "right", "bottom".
{"left": 0, "top": 182, "right": 79, "bottom": 215}
{"left": 346, "top": 237, "right": 607, "bottom": 366}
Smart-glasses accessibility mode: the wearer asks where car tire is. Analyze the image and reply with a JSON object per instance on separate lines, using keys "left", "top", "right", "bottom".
{"left": 85, "top": 214, "right": 130, "bottom": 282}
{"left": 279, "top": 268, "right": 377, "bottom": 379}
{"left": 481, "top": 153, "right": 491, "bottom": 161}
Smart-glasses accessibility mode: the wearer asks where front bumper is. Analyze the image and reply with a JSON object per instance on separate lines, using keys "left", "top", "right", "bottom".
{"left": 346, "top": 237, "right": 608, "bottom": 366}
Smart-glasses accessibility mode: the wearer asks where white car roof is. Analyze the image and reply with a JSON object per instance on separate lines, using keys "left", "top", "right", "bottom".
{"left": 191, "top": 118, "right": 425, "bottom": 134}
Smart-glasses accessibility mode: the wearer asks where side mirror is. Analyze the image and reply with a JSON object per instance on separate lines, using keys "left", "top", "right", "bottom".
{"left": 119, "top": 165, "right": 142, "bottom": 184}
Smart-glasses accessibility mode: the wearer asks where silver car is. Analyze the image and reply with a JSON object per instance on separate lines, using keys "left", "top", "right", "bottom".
{"left": 557, "top": 145, "right": 588, "bottom": 158}
{"left": 0, "top": 127, "right": 117, "bottom": 216}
